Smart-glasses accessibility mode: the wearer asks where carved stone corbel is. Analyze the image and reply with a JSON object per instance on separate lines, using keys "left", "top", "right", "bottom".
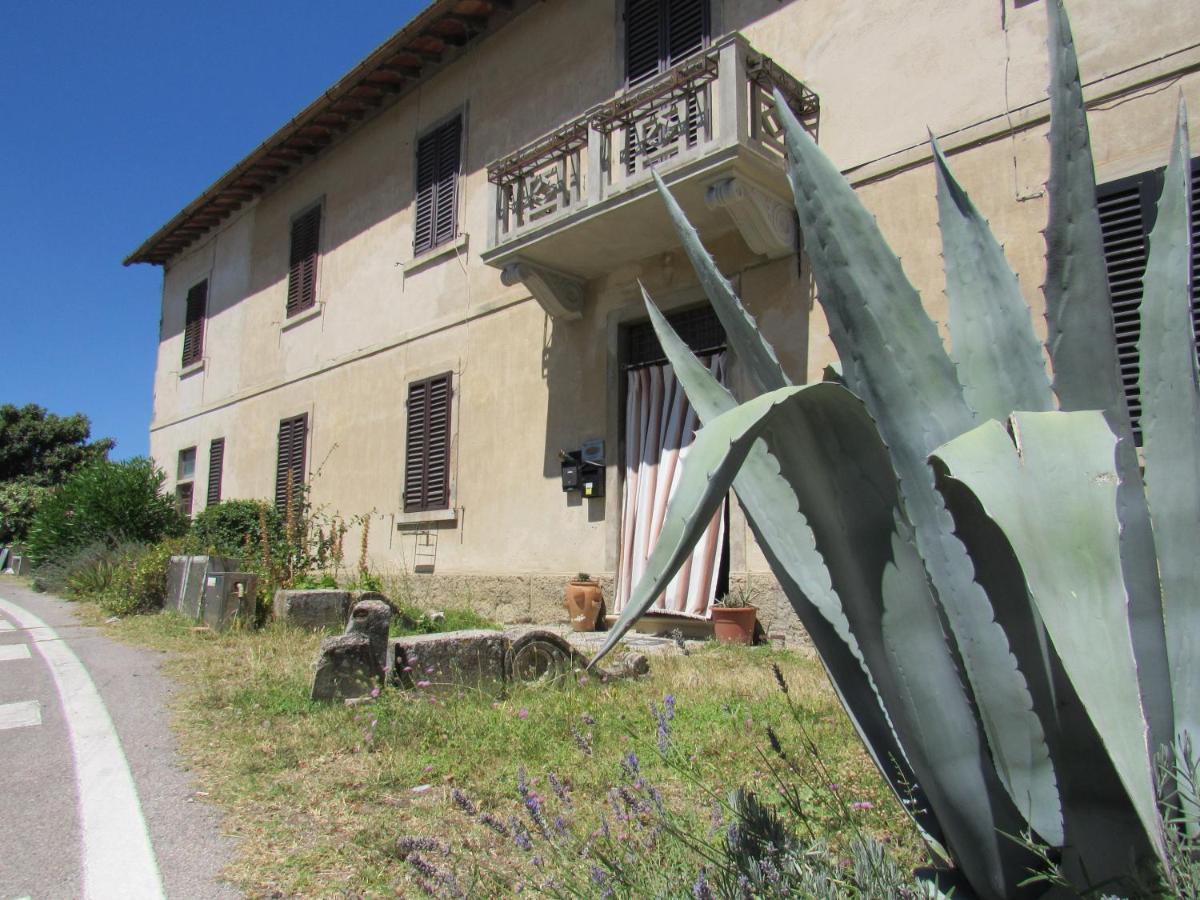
{"left": 501, "top": 260, "right": 586, "bottom": 321}
{"left": 705, "top": 177, "right": 796, "bottom": 259}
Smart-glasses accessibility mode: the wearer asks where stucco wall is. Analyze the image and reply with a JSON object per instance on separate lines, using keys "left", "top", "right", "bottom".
{"left": 149, "top": 0, "right": 1200, "bottom": 627}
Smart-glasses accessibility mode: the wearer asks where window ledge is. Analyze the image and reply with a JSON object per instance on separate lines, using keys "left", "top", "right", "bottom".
{"left": 405, "top": 233, "right": 468, "bottom": 276}
{"left": 179, "top": 359, "right": 205, "bottom": 379}
{"left": 281, "top": 303, "right": 323, "bottom": 332}
{"left": 396, "top": 507, "right": 458, "bottom": 527}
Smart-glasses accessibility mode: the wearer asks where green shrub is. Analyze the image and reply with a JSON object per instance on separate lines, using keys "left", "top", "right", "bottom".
{"left": 189, "top": 499, "right": 285, "bottom": 561}
{"left": 32, "top": 541, "right": 122, "bottom": 596}
{"left": 25, "top": 458, "right": 186, "bottom": 566}
{"left": 98, "top": 538, "right": 186, "bottom": 617}
{"left": 0, "top": 480, "right": 49, "bottom": 544}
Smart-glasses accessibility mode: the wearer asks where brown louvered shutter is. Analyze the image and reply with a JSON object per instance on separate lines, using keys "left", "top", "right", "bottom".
{"left": 1098, "top": 158, "right": 1200, "bottom": 443}
{"left": 207, "top": 438, "right": 225, "bottom": 507}
{"left": 287, "top": 207, "right": 321, "bottom": 317}
{"left": 666, "top": 0, "right": 707, "bottom": 65}
{"left": 414, "top": 118, "right": 461, "bottom": 255}
{"left": 182, "top": 281, "right": 207, "bottom": 366}
{"left": 626, "top": 0, "right": 708, "bottom": 85}
{"left": 404, "top": 373, "right": 452, "bottom": 512}
{"left": 275, "top": 414, "right": 308, "bottom": 512}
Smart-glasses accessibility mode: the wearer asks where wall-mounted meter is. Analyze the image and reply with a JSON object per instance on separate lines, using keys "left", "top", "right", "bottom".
{"left": 561, "top": 439, "right": 605, "bottom": 498}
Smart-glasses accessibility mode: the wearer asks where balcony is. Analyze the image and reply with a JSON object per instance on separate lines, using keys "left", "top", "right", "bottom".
{"left": 481, "top": 33, "right": 819, "bottom": 320}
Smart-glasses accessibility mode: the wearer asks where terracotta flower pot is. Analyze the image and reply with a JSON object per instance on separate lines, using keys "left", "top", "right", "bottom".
{"left": 564, "top": 580, "right": 603, "bottom": 631}
{"left": 712, "top": 606, "right": 757, "bottom": 645}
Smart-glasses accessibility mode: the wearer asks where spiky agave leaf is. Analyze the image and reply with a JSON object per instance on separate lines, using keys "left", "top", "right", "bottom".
{"left": 773, "top": 88, "right": 1062, "bottom": 846}
{"left": 651, "top": 170, "right": 790, "bottom": 394}
{"left": 1137, "top": 98, "right": 1199, "bottom": 754}
{"left": 931, "top": 411, "right": 1165, "bottom": 862}
{"left": 931, "top": 134, "right": 1053, "bottom": 419}
{"left": 1043, "top": 0, "right": 1173, "bottom": 760}
{"left": 641, "top": 288, "right": 946, "bottom": 853}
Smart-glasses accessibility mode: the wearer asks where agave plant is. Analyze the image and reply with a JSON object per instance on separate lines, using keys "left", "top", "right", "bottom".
{"left": 590, "top": 1, "right": 1196, "bottom": 895}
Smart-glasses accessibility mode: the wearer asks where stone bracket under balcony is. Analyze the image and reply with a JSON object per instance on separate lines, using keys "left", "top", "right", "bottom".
{"left": 481, "top": 33, "right": 818, "bottom": 319}
{"left": 500, "top": 260, "right": 586, "bottom": 321}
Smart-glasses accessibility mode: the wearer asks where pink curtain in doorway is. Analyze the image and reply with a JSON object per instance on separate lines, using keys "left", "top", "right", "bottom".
{"left": 614, "top": 354, "right": 727, "bottom": 618}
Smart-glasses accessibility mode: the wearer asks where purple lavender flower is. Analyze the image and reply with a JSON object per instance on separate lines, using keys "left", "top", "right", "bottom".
{"left": 621, "top": 750, "right": 640, "bottom": 780}
{"left": 509, "top": 817, "right": 534, "bottom": 851}
{"left": 571, "top": 726, "right": 593, "bottom": 756}
{"left": 590, "top": 866, "right": 608, "bottom": 886}
{"left": 664, "top": 693, "right": 676, "bottom": 720}
{"left": 478, "top": 812, "right": 508, "bottom": 836}
{"left": 692, "top": 867, "right": 714, "bottom": 900}
{"left": 405, "top": 852, "right": 440, "bottom": 878}
{"left": 450, "top": 788, "right": 477, "bottom": 816}
{"left": 523, "top": 790, "right": 549, "bottom": 835}
{"left": 531, "top": 855, "right": 543, "bottom": 868}
{"left": 553, "top": 815, "right": 569, "bottom": 836}
{"left": 548, "top": 771, "right": 570, "bottom": 803}
{"left": 517, "top": 766, "right": 530, "bottom": 799}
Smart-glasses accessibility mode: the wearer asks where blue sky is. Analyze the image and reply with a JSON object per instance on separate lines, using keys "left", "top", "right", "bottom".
{"left": 0, "top": 1, "right": 428, "bottom": 460}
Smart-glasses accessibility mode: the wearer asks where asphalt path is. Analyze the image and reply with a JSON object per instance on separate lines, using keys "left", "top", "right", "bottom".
{"left": 0, "top": 575, "right": 239, "bottom": 899}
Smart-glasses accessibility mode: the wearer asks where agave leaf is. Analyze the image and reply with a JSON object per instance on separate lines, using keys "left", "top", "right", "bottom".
{"left": 881, "top": 518, "right": 1036, "bottom": 899}
{"left": 590, "top": 386, "right": 805, "bottom": 664}
{"left": 652, "top": 171, "right": 791, "bottom": 393}
{"left": 1138, "top": 98, "right": 1199, "bottom": 750}
{"left": 1043, "top": 0, "right": 1173, "bottom": 758}
{"left": 932, "top": 135, "right": 1053, "bottom": 418}
{"left": 931, "top": 411, "right": 1164, "bottom": 859}
{"left": 774, "top": 89, "right": 1061, "bottom": 845}
{"left": 642, "top": 289, "right": 946, "bottom": 849}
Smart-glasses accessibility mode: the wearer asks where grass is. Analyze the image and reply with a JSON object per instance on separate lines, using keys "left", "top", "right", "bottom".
{"left": 90, "top": 609, "right": 925, "bottom": 896}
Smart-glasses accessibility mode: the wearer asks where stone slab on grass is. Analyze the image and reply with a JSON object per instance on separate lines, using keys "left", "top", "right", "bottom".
{"left": 311, "top": 634, "right": 381, "bottom": 702}
{"left": 390, "top": 629, "right": 509, "bottom": 691}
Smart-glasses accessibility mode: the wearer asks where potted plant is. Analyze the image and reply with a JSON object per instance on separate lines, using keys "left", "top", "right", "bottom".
{"left": 711, "top": 585, "right": 758, "bottom": 645}
{"left": 564, "top": 572, "right": 603, "bottom": 632}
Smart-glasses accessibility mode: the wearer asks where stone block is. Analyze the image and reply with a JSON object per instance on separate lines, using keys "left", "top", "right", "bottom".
{"left": 504, "top": 628, "right": 579, "bottom": 683}
{"left": 274, "top": 589, "right": 353, "bottom": 630}
{"left": 390, "top": 629, "right": 508, "bottom": 691}
{"left": 311, "top": 634, "right": 381, "bottom": 702}
{"left": 346, "top": 598, "right": 393, "bottom": 672}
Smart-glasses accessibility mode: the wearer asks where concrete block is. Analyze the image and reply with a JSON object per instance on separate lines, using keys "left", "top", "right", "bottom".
{"left": 390, "top": 629, "right": 509, "bottom": 691}
{"left": 273, "top": 589, "right": 353, "bottom": 630}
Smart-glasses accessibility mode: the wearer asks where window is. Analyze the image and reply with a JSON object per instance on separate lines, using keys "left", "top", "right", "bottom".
{"left": 177, "top": 447, "right": 197, "bottom": 517}
{"left": 625, "top": 0, "right": 709, "bottom": 85}
{"left": 207, "top": 438, "right": 225, "bottom": 507}
{"left": 182, "top": 280, "right": 207, "bottom": 367}
{"left": 404, "top": 373, "right": 452, "bottom": 512}
{"left": 287, "top": 205, "right": 321, "bottom": 317}
{"left": 275, "top": 414, "right": 308, "bottom": 512}
{"left": 1097, "top": 157, "right": 1199, "bottom": 441}
{"left": 414, "top": 116, "right": 462, "bottom": 256}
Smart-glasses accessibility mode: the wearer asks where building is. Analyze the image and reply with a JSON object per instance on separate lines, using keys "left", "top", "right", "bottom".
{"left": 126, "top": 0, "right": 1200, "bottom": 638}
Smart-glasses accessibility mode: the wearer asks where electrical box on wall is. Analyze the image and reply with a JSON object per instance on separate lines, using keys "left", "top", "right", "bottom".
{"left": 560, "top": 440, "right": 605, "bottom": 498}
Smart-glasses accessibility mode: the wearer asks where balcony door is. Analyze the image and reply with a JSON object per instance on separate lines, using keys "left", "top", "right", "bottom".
{"left": 614, "top": 307, "right": 728, "bottom": 618}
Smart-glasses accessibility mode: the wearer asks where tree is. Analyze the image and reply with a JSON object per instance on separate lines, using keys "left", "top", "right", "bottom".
{"left": 0, "top": 404, "right": 114, "bottom": 487}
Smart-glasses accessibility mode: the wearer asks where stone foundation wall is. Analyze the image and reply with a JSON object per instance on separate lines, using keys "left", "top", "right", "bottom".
{"left": 395, "top": 571, "right": 814, "bottom": 654}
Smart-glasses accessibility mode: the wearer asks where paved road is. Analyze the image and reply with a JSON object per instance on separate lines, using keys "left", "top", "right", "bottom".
{"left": 0, "top": 576, "right": 239, "bottom": 899}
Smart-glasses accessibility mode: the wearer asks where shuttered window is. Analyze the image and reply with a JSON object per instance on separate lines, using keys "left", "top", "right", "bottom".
{"left": 207, "top": 438, "right": 225, "bottom": 507}
{"left": 182, "top": 280, "right": 207, "bottom": 367}
{"left": 1097, "top": 158, "right": 1199, "bottom": 442}
{"left": 404, "top": 373, "right": 452, "bottom": 512}
{"left": 275, "top": 414, "right": 308, "bottom": 512}
{"left": 287, "top": 206, "right": 321, "bottom": 317}
{"left": 414, "top": 117, "right": 462, "bottom": 256}
{"left": 625, "top": 0, "right": 709, "bottom": 85}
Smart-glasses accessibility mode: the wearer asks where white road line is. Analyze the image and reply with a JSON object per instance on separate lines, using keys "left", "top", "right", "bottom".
{"left": 0, "top": 643, "right": 32, "bottom": 661}
{"left": 0, "top": 699, "right": 42, "bottom": 730}
{"left": 0, "top": 596, "right": 165, "bottom": 899}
